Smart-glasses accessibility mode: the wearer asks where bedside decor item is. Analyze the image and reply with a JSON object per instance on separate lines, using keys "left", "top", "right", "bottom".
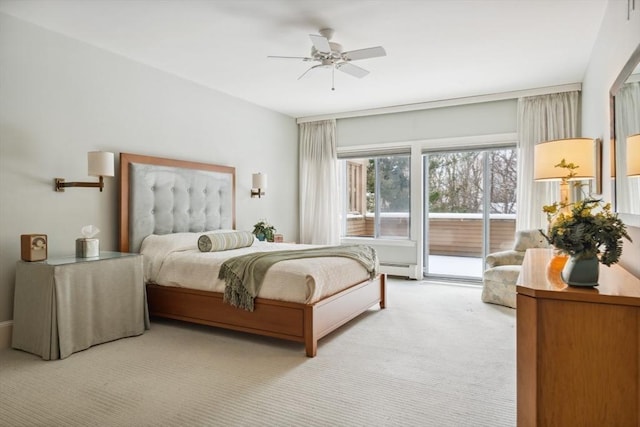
{"left": 541, "top": 198, "right": 632, "bottom": 286}
{"left": 76, "top": 225, "right": 100, "bottom": 258}
{"left": 250, "top": 173, "right": 267, "bottom": 198}
{"left": 252, "top": 220, "right": 275, "bottom": 242}
{"left": 20, "top": 234, "right": 47, "bottom": 262}
{"left": 55, "top": 151, "right": 115, "bottom": 192}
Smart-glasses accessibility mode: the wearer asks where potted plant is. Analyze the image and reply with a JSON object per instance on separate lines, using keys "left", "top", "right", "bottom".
{"left": 539, "top": 159, "right": 632, "bottom": 286}
{"left": 252, "top": 220, "right": 276, "bottom": 242}
{"left": 541, "top": 197, "right": 632, "bottom": 286}
{"left": 542, "top": 198, "right": 631, "bottom": 261}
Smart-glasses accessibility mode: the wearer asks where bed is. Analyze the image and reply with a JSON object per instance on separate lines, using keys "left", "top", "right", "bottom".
{"left": 118, "top": 152, "right": 386, "bottom": 357}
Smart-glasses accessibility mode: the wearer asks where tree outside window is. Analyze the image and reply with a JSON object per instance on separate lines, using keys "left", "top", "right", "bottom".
{"left": 428, "top": 150, "right": 517, "bottom": 215}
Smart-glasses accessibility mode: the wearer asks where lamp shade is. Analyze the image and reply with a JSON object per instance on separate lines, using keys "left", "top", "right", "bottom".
{"left": 611, "top": 138, "right": 616, "bottom": 178}
{"left": 534, "top": 138, "right": 595, "bottom": 181}
{"left": 88, "top": 151, "right": 115, "bottom": 177}
{"left": 252, "top": 173, "right": 267, "bottom": 189}
{"left": 627, "top": 134, "right": 640, "bottom": 177}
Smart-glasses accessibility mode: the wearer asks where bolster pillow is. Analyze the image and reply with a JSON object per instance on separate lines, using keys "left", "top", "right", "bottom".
{"left": 198, "top": 231, "right": 255, "bottom": 252}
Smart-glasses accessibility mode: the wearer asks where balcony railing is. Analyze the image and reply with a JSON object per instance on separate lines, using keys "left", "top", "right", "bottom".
{"left": 346, "top": 212, "right": 516, "bottom": 257}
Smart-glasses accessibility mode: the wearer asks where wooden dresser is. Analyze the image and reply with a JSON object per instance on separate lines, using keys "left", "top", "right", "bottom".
{"left": 516, "top": 248, "right": 640, "bottom": 426}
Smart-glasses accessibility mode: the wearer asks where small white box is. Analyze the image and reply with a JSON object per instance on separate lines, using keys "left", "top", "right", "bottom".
{"left": 76, "top": 238, "right": 99, "bottom": 258}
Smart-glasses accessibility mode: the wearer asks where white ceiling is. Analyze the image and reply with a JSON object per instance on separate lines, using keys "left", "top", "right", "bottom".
{"left": 0, "top": 0, "right": 608, "bottom": 119}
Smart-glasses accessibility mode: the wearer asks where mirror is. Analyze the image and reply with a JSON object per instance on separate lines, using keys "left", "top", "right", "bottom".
{"left": 611, "top": 43, "right": 640, "bottom": 227}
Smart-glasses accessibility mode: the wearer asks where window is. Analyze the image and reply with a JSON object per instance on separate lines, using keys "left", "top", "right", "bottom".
{"left": 341, "top": 154, "right": 411, "bottom": 239}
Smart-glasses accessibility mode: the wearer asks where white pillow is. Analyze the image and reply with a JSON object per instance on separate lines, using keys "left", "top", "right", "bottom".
{"left": 140, "top": 232, "right": 199, "bottom": 253}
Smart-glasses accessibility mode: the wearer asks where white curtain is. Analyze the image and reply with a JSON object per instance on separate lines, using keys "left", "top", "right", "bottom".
{"left": 516, "top": 91, "right": 580, "bottom": 230}
{"left": 299, "top": 119, "right": 340, "bottom": 245}
{"left": 615, "top": 81, "right": 640, "bottom": 214}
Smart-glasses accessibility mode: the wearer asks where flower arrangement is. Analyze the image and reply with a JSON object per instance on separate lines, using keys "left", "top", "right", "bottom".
{"left": 540, "top": 157, "right": 632, "bottom": 267}
{"left": 541, "top": 198, "right": 631, "bottom": 266}
{"left": 252, "top": 220, "right": 276, "bottom": 242}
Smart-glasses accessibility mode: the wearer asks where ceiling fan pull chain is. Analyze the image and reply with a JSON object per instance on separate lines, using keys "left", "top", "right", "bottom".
{"left": 332, "top": 66, "right": 335, "bottom": 91}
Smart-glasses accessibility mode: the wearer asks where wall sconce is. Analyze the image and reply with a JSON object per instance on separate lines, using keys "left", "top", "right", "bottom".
{"left": 534, "top": 138, "right": 597, "bottom": 206}
{"left": 54, "top": 151, "right": 115, "bottom": 192}
{"left": 627, "top": 134, "right": 640, "bottom": 176}
{"left": 251, "top": 173, "right": 267, "bottom": 198}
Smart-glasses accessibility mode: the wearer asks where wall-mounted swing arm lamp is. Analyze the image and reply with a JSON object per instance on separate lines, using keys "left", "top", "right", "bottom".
{"left": 627, "top": 133, "right": 640, "bottom": 177}
{"left": 533, "top": 138, "right": 597, "bottom": 206}
{"left": 251, "top": 173, "right": 267, "bottom": 198}
{"left": 54, "top": 151, "right": 115, "bottom": 192}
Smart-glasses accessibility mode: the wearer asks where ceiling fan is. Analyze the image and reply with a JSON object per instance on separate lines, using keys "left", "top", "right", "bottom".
{"left": 268, "top": 28, "right": 386, "bottom": 90}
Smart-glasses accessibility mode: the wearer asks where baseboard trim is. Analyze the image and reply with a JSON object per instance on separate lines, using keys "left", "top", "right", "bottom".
{"left": 380, "top": 264, "right": 420, "bottom": 279}
{"left": 0, "top": 321, "right": 13, "bottom": 349}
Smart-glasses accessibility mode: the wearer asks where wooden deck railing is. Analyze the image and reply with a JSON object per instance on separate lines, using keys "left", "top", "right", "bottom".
{"left": 346, "top": 213, "right": 516, "bottom": 257}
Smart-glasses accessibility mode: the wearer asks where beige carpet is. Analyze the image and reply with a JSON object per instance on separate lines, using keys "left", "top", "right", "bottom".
{"left": 0, "top": 278, "right": 516, "bottom": 426}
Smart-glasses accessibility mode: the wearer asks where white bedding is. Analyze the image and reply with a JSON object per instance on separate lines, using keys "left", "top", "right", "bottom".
{"left": 140, "top": 233, "right": 372, "bottom": 304}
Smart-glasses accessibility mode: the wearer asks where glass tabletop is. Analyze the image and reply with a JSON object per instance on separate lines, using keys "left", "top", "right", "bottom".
{"left": 43, "top": 251, "right": 140, "bottom": 266}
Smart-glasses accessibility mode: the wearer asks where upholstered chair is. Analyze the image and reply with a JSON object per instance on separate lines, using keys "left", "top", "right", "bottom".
{"left": 481, "top": 229, "right": 550, "bottom": 309}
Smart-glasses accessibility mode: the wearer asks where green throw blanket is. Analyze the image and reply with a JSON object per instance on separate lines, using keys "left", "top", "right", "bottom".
{"left": 218, "top": 244, "right": 378, "bottom": 311}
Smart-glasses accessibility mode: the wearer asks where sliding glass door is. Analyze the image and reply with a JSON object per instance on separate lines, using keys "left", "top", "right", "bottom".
{"left": 423, "top": 148, "right": 517, "bottom": 279}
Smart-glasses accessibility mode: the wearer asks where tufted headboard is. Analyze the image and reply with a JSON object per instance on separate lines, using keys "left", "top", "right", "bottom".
{"left": 119, "top": 153, "right": 236, "bottom": 253}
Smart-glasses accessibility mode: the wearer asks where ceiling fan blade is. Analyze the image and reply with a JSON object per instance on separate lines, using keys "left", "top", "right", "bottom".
{"left": 343, "top": 46, "right": 386, "bottom": 61}
{"left": 336, "top": 62, "right": 370, "bottom": 78}
{"left": 298, "top": 64, "right": 326, "bottom": 80}
{"left": 309, "top": 34, "right": 331, "bottom": 54}
{"left": 268, "top": 55, "right": 314, "bottom": 61}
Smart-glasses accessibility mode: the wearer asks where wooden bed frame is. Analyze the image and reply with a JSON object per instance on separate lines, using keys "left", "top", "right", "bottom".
{"left": 119, "top": 153, "right": 386, "bottom": 357}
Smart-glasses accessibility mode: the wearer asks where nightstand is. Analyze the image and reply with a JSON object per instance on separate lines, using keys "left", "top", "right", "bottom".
{"left": 12, "top": 251, "right": 149, "bottom": 360}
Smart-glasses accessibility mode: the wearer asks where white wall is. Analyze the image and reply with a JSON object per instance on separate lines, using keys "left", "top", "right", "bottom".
{"left": 582, "top": 0, "right": 640, "bottom": 277}
{"left": 337, "top": 99, "right": 517, "bottom": 146}
{"left": 0, "top": 14, "right": 298, "bottom": 323}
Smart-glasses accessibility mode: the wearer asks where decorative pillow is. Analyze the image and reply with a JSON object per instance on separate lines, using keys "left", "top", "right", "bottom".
{"left": 198, "top": 231, "right": 255, "bottom": 252}
{"left": 513, "top": 229, "right": 549, "bottom": 252}
{"left": 140, "top": 232, "right": 199, "bottom": 253}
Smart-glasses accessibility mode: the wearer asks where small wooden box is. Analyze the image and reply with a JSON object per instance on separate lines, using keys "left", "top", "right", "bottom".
{"left": 21, "top": 234, "right": 48, "bottom": 262}
{"left": 273, "top": 234, "right": 284, "bottom": 243}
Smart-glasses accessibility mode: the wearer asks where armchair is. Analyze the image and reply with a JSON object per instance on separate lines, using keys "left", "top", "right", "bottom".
{"left": 481, "top": 229, "right": 549, "bottom": 308}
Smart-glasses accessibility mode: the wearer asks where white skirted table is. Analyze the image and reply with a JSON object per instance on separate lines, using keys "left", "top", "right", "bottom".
{"left": 12, "top": 252, "right": 149, "bottom": 360}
